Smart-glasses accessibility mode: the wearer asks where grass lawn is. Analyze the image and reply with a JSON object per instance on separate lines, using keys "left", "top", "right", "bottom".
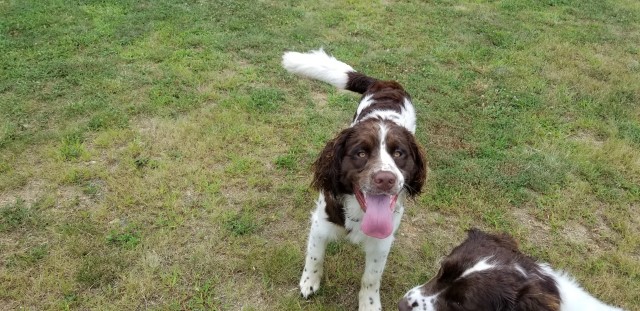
{"left": 1, "top": 0, "right": 639, "bottom": 310}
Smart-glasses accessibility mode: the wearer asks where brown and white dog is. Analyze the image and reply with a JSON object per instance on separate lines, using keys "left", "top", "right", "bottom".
{"left": 282, "top": 49, "right": 426, "bottom": 310}
{"left": 399, "top": 229, "right": 624, "bottom": 311}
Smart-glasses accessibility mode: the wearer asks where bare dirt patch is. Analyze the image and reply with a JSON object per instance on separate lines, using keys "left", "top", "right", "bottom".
{"left": 311, "top": 90, "right": 328, "bottom": 107}
{"left": 511, "top": 207, "right": 552, "bottom": 246}
{"left": 428, "top": 123, "right": 474, "bottom": 152}
{"left": 0, "top": 179, "right": 47, "bottom": 207}
{"left": 570, "top": 131, "right": 605, "bottom": 148}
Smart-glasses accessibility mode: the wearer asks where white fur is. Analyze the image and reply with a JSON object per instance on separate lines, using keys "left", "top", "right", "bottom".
{"left": 355, "top": 94, "right": 375, "bottom": 116}
{"left": 300, "top": 192, "right": 405, "bottom": 311}
{"left": 353, "top": 97, "right": 417, "bottom": 134}
{"left": 376, "top": 123, "right": 405, "bottom": 190}
{"left": 459, "top": 256, "right": 495, "bottom": 278}
{"left": 402, "top": 287, "right": 439, "bottom": 311}
{"left": 540, "top": 265, "right": 624, "bottom": 311}
{"left": 514, "top": 264, "right": 527, "bottom": 277}
{"left": 282, "top": 49, "right": 354, "bottom": 89}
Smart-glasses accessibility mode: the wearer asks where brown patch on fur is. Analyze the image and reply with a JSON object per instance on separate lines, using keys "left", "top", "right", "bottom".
{"left": 323, "top": 190, "right": 345, "bottom": 227}
{"left": 346, "top": 72, "right": 378, "bottom": 94}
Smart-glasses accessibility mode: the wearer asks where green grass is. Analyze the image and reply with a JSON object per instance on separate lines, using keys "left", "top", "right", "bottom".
{"left": 1, "top": 0, "right": 639, "bottom": 310}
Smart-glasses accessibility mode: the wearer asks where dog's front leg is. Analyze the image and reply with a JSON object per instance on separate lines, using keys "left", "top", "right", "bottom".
{"left": 299, "top": 205, "right": 331, "bottom": 298}
{"left": 299, "top": 223, "right": 327, "bottom": 297}
{"left": 359, "top": 237, "right": 394, "bottom": 311}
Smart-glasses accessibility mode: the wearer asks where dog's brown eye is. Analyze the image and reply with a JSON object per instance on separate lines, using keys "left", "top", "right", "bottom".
{"left": 393, "top": 150, "right": 403, "bottom": 158}
{"left": 357, "top": 151, "right": 367, "bottom": 158}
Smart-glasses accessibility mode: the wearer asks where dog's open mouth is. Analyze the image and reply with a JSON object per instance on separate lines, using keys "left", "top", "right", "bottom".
{"left": 355, "top": 188, "right": 398, "bottom": 239}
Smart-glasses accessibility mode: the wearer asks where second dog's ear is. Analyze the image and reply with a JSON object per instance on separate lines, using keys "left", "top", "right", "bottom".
{"left": 466, "top": 229, "right": 520, "bottom": 252}
{"left": 515, "top": 280, "right": 561, "bottom": 311}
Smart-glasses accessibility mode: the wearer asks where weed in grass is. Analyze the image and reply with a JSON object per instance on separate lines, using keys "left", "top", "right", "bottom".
{"left": 0, "top": 198, "right": 34, "bottom": 231}
{"left": 61, "top": 167, "right": 95, "bottom": 185}
{"left": 58, "top": 292, "right": 78, "bottom": 310}
{"left": 274, "top": 153, "right": 297, "bottom": 170}
{"left": 106, "top": 230, "right": 141, "bottom": 249}
{"left": 187, "top": 279, "right": 220, "bottom": 310}
{"left": 82, "top": 181, "right": 100, "bottom": 197}
{"left": 222, "top": 210, "right": 258, "bottom": 236}
{"left": 133, "top": 155, "right": 159, "bottom": 170}
{"left": 87, "top": 107, "right": 128, "bottom": 131}
{"left": 224, "top": 156, "right": 258, "bottom": 177}
{"left": 59, "top": 134, "right": 87, "bottom": 161}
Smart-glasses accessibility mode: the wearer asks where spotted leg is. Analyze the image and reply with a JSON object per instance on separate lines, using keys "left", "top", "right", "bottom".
{"left": 299, "top": 196, "right": 334, "bottom": 298}
{"left": 358, "top": 236, "right": 394, "bottom": 311}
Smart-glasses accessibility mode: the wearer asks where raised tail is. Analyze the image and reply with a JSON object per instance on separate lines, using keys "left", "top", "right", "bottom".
{"left": 282, "top": 49, "right": 377, "bottom": 94}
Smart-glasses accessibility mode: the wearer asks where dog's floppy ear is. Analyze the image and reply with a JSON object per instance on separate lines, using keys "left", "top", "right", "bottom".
{"left": 466, "top": 229, "right": 520, "bottom": 252}
{"left": 312, "top": 128, "right": 353, "bottom": 194}
{"left": 515, "top": 279, "right": 561, "bottom": 311}
{"left": 405, "top": 133, "right": 427, "bottom": 197}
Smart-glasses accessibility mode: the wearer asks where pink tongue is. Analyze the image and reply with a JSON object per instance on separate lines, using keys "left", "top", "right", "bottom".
{"left": 361, "top": 194, "right": 394, "bottom": 239}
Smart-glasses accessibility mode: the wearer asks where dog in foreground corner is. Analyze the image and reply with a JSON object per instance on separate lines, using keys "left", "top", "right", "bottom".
{"left": 282, "top": 49, "right": 427, "bottom": 310}
{"left": 399, "top": 229, "right": 624, "bottom": 311}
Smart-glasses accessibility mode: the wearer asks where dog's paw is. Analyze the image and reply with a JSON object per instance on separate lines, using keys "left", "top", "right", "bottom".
{"left": 358, "top": 289, "right": 382, "bottom": 311}
{"left": 299, "top": 268, "right": 322, "bottom": 298}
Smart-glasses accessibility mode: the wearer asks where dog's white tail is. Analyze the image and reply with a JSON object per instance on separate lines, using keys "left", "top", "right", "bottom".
{"left": 282, "top": 49, "right": 376, "bottom": 94}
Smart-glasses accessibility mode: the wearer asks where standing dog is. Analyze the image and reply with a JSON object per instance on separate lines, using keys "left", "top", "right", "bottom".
{"left": 282, "top": 49, "right": 427, "bottom": 310}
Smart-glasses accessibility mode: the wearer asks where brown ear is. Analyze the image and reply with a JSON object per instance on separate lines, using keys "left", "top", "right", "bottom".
{"left": 494, "top": 232, "right": 520, "bottom": 251}
{"left": 405, "top": 134, "right": 427, "bottom": 197}
{"left": 515, "top": 279, "right": 561, "bottom": 311}
{"left": 311, "top": 128, "right": 353, "bottom": 194}
{"left": 467, "top": 229, "right": 520, "bottom": 251}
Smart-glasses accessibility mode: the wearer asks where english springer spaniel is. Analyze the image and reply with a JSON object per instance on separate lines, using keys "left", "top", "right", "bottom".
{"left": 399, "top": 229, "right": 624, "bottom": 311}
{"left": 282, "top": 49, "right": 427, "bottom": 310}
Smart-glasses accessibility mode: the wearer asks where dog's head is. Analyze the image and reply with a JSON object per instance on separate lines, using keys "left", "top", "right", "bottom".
{"left": 312, "top": 119, "right": 426, "bottom": 238}
{"left": 398, "top": 229, "right": 561, "bottom": 311}
{"left": 312, "top": 119, "right": 427, "bottom": 198}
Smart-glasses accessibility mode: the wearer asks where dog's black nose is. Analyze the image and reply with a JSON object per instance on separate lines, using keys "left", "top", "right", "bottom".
{"left": 398, "top": 297, "right": 412, "bottom": 311}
